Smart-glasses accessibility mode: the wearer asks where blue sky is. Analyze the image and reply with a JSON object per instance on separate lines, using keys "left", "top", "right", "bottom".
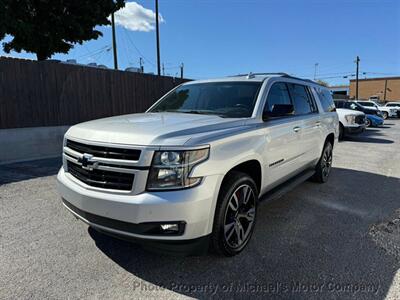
{"left": 1, "top": 0, "right": 399, "bottom": 86}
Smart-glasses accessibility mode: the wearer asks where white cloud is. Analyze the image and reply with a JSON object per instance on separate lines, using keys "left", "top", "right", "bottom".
{"left": 113, "top": 2, "right": 164, "bottom": 32}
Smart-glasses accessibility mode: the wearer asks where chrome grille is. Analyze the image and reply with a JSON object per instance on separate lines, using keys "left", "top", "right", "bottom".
{"left": 67, "top": 161, "right": 134, "bottom": 190}
{"left": 66, "top": 139, "right": 141, "bottom": 160}
{"left": 64, "top": 139, "right": 142, "bottom": 191}
{"left": 355, "top": 115, "right": 365, "bottom": 125}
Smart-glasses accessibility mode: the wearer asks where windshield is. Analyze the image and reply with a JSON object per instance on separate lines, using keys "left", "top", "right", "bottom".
{"left": 149, "top": 82, "right": 262, "bottom": 118}
{"left": 360, "top": 102, "right": 375, "bottom": 107}
{"left": 347, "top": 102, "right": 363, "bottom": 110}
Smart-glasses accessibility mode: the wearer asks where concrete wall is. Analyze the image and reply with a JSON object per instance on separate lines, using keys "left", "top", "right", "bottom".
{"left": 0, "top": 126, "right": 69, "bottom": 165}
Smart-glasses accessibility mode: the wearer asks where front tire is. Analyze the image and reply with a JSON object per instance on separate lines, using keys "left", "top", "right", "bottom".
{"left": 339, "top": 123, "right": 344, "bottom": 140}
{"left": 311, "top": 141, "right": 333, "bottom": 183}
{"left": 365, "top": 118, "right": 371, "bottom": 127}
{"left": 382, "top": 112, "right": 388, "bottom": 119}
{"left": 210, "top": 171, "right": 258, "bottom": 256}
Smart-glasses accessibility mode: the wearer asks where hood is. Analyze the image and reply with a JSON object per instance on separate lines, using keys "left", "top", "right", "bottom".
{"left": 336, "top": 108, "right": 364, "bottom": 116}
{"left": 366, "top": 114, "right": 383, "bottom": 121}
{"left": 65, "top": 112, "right": 246, "bottom": 146}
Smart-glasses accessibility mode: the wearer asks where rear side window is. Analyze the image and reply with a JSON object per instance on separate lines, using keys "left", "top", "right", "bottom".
{"left": 264, "top": 82, "right": 292, "bottom": 112}
{"left": 288, "top": 84, "right": 316, "bottom": 115}
{"left": 315, "top": 87, "right": 336, "bottom": 112}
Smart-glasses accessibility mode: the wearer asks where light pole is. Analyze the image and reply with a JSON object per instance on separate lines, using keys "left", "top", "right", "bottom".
{"left": 355, "top": 56, "right": 360, "bottom": 99}
{"left": 314, "top": 63, "right": 319, "bottom": 80}
{"left": 155, "top": 0, "right": 161, "bottom": 76}
{"left": 111, "top": 12, "right": 118, "bottom": 70}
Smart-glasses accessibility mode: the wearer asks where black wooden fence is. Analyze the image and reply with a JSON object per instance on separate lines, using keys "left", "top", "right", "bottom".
{"left": 0, "top": 57, "right": 188, "bottom": 129}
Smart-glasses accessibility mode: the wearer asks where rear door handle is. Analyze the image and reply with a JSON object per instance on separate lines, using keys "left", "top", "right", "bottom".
{"left": 315, "top": 121, "right": 321, "bottom": 127}
{"left": 293, "top": 126, "right": 301, "bottom": 133}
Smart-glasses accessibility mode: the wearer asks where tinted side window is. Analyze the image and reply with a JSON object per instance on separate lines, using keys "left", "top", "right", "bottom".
{"left": 264, "top": 82, "right": 292, "bottom": 113}
{"left": 288, "top": 84, "right": 314, "bottom": 115}
{"left": 334, "top": 101, "right": 344, "bottom": 108}
{"left": 315, "top": 87, "right": 335, "bottom": 112}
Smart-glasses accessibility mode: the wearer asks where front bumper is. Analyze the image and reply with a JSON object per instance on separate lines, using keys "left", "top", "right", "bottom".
{"left": 57, "top": 167, "right": 222, "bottom": 243}
{"left": 388, "top": 110, "right": 397, "bottom": 118}
{"left": 371, "top": 119, "right": 384, "bottom": 127}
{"left": 344, "top": 124, "right": 365, "bottom": 134}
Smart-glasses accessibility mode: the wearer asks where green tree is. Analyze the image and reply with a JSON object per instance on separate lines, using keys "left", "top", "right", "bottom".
{"left": 0, "top": 0, "right": 124, "bottom": 60}
{"left": 316, "top": 79, "right": 329, "bottom": 87}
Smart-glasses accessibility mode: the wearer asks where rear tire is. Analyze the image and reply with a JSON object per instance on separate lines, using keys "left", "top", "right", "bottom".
{"left": 365, "top": 118, "right": 371, "bottom": 127}
{"left": 338, "top": 123, "right": 344, "bottom": 141}
{"left": 382, "top": 112, "right": 388, "bottom": 119}
{"left": 311, "top": 141, "right": 333, "bottom": 183}
{"left": 210, "top": 171, "right": 258, "bottom": 256}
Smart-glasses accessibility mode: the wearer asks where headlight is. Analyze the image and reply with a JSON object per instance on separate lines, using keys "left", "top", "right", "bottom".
{"left": 146, "top": 148, "right": 209, "bottom": 190}
{"left": 345, "top": 115, "right": 356, "bottom": 124}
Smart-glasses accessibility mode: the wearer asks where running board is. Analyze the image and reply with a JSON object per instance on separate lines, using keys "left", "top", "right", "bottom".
{"left": 259, "top": 169, "right": 315, "bottom": 203}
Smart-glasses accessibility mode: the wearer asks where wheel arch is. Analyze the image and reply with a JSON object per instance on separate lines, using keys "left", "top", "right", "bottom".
{"left": 221, "top": 159, "right": 262, "bottom": 196}
{"left": 325, "top": 132, "right": 335, "bottom": 147}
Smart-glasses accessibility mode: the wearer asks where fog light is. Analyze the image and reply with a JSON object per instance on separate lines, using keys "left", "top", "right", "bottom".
{"left": 160, "top": 224, "right": 179, "bottom": 231}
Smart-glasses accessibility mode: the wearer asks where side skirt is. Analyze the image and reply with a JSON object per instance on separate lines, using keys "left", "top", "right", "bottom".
{"left": 259, "top": 169, "right": 315, "bottom": 204}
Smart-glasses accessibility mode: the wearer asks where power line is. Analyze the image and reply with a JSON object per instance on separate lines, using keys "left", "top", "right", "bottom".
{"left": 123, "top": 28, "right": 156, "bottom": 67}
{"left": 75, "top": 45, "right": 111, "bottom": 60}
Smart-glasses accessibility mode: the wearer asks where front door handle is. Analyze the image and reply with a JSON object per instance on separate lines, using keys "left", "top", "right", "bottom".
{"left": 315, "top": 121, "right": 321, "bottom": 127}
{"left": 293, "top": 126, "right": 301, "bottom": 133}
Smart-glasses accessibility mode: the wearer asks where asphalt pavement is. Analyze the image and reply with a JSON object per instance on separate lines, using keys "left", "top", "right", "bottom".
{"left": 1, "top": 120, "right": 400, "bottom": 299}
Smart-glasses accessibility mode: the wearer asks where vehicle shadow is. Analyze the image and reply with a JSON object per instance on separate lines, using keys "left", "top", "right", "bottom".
{"left": 343, "top": 128, "right": 393, "bottom": 144}
{"left": 344, "top": 135, "right": 393, "bottom": 144}
{"left": 89, "top": 167, "right": 400, "bottom": 299}
{"left": 0, "top": 157, "right": 61, "bottom": 185}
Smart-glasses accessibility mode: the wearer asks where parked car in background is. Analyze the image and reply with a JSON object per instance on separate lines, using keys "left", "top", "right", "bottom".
{"left": 356, "top": 100, "right": 397, "bottom": 119}
{"left": 365, "top": 114, "right": 384, "bottom": 127}
{"left": 335, "top": 100, "right": 383, "bottom": 118}
{"left": 57, "top": 73, "right": 338, "bottom": 256}
{"left": 385, "top": 102, "right": 400, "bottom": 117}
{"left": 334, "top": 106, "right": 366, "bottom": 140}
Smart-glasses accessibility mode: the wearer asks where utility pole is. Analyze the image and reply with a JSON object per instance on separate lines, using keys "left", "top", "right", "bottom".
{"left": 155, "top": 0, "right": 161, "bottom": 76}
{"left": 139, "top": 57, "right": 144, "bottom": 73}
{"left": 314, "top": 63, "right": 319, "bottom": 80}
{"left": 355, "top": 56, "right": 360, "bottom": 99}
{"left": 162, "top": 63, "right": 165, "bottom": 76}
{"left": 180, "top": 63, "right": 184, "bottom": 79}
{"left": 111, "top": 12, "right": 118, "bottom": 70}
{"left": 384, "top": 79, "right": 388, "bottom": 101}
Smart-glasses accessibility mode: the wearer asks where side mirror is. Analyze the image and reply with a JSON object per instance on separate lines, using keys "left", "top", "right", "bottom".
{"left": 263, "top": 104, "right": 294, "bottom": 120}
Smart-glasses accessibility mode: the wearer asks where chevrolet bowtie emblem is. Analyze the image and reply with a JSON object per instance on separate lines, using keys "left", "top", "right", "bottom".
{"left": 77, "top": 153, "right": 98, "bottom": 171}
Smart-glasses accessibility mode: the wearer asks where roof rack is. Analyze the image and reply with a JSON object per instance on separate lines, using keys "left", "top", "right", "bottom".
{"left": 229, "top": 72, "right": 321, "bottom": 85}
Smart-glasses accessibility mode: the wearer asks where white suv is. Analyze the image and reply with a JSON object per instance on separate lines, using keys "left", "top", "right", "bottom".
{"left": 57, "top": 73, "right": 338, "bottom": 256}
{"left": 385, "top": 102, "right": 400, "bottom": 118}
{"left": 356, "top": 100, "right": 397, "bottom": 119}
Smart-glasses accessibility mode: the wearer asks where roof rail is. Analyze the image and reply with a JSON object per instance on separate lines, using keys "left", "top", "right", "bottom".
{"left": 228, "top": 72, "right": 322, "bottom": 86}
{"left": 229, "top": 72, "right": 290, "bottom": 77}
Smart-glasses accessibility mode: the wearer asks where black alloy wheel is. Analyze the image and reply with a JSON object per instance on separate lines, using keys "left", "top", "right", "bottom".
{"left": 211, "top": 171, "right": 258, "bottom": 256}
